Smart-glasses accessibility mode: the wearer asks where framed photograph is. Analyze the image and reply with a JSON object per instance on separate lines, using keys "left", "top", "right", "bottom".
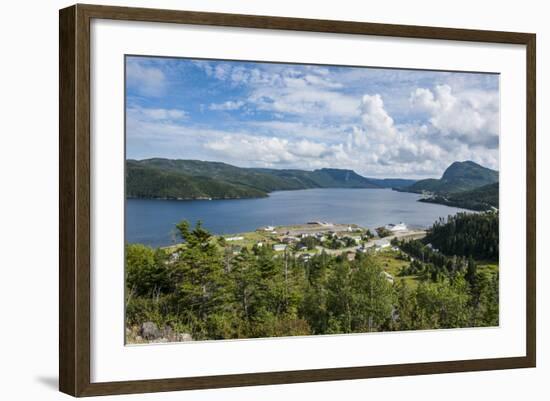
{"left": 59, "top": 4, "right": 536, "bottom": 397}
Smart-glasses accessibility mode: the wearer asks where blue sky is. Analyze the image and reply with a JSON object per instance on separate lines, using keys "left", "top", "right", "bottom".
{"left": 126, "top": 56, "right": 499, "bottom": 179}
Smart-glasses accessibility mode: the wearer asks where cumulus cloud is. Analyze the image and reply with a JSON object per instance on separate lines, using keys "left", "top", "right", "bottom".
{"left": 204, "top": 135, "right": 340, "bottom": 166}
{"left": 410, "top": 84, "right": 499, "bottom": 148}
{"left": 359, "top": 94, "right": 397, "bottom": 138}
{"left": 345, "top": 90, "right": 498, "bottom": 175}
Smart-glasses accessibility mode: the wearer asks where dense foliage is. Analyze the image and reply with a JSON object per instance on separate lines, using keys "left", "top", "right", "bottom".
{"left": 126, "top": 159, "right": 416, "bottom": 200}
{"left": 126, "top": 217, "right": 499, "bottom": 341}
{"left": 419, "top": 182, "right": 498, "bottom": 211}
{"left": 126, "top": 162, "right": 267, "bottom": 200}
{"left": 424, "top": 212, "right": 499, "bottom": 260}
{"left": 376, "top": 227, "right": 392, "bottom": 238}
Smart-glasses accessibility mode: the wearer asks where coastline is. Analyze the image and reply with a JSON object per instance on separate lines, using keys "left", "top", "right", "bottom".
{"left": 127, "top": 186, "right": 492, "bottom": 213}
{"left": 126, "top": 186, "right": 399, "bottom": 202}
{"left": 418, "top": 197, "right": 495, "bottom": 212}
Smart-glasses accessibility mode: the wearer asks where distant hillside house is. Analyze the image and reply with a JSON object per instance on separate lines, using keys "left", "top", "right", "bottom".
{"left": 226, "top": 236, "right": 244, "bottom": 241}
{"left": 373, "top": 239, "right": 391, "bottom": 251}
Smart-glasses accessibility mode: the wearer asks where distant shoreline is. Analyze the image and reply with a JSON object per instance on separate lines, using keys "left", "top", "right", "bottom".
{"left": 125, "top": 186, "right": 401, "bottom": 202}
{"left": 126, "top": 185, "right": 487, "bottom": 214}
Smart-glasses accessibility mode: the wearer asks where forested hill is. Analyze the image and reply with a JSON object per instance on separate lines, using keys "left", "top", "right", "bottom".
{"left": 403, "top": 161, "right": 498, "bottom": 194}
{"left": 398, "top": 161, "right": 499, "bottom": 211}
{"left": 126, "top": 158, "right": 417, "bottom": 200}
{"left": 419, "top": 182, "right": 499, "bottom": 211}
{"left": 126, "top": 162, "right": 268, "bottom": 200}
{"left": 424, "top": 212, "right": 499, "bottom": 260}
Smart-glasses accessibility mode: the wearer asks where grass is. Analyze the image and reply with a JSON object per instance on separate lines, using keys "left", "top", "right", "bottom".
{"left": 371, "top": 249, "right": 421, "bottom": 289}
{"left": 220, "top": 231, "right": 277, "bottom": 249}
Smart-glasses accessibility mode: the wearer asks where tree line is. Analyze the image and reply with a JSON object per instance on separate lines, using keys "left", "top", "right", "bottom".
{"left": 424, "top": 211, "right": 498, "bottom": 260}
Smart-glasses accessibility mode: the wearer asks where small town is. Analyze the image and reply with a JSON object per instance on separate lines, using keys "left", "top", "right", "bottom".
{"left": 221, "top": 221, "right": 427, "bottom": 275}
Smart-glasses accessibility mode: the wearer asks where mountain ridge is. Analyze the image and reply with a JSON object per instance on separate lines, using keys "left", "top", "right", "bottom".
{"left": 402, "top": 160, "right": 498, "bottom": 194}
{"left": 126, "top": 158, "right": 498, "bottom": 208}
{"left": 126, "top": 158, "right": 417, "bottom": 200}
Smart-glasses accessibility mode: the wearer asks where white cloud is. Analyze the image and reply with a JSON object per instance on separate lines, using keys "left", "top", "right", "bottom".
{"left": 345, "top": 91, "right": 498, "bottom": 176}
{"left": 359, "top": 94, "right": 397, "bottom": 139}
{"left": 205, "top": 135, "right": 296, "bottom": 165}
{"left": 126, "top": 61, "right": 166, "bottom": 97}
{"left": 209, "top": 100, "right": 245, "bottom": 111}
{"left": 292, "top": 139, "right": 332, "bottom": 158}
{"left": 248, "top": 120, "right": 354, "bottom": 142}
{"left": 248, "top": 84, "right": 359, "bottom": 119}
{"left": 127, "top": 106, "right": 188, "bottom": 122}
{"left": 410, "top": 84, "right": 499, "bottom": 147}
{"left": 195, "top": 61, "right": 358, "bottom": 120}
{"left": 203, "top": 134, "right": 346, "bottom": 167}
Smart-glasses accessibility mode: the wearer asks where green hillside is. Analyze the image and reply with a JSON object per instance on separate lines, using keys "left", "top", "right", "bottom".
{"left": 134, "top": 158, "right": 306, "bottom": 192}
{"left": 419, "top": 182, "right": 499, "bottom": 211}
{"left": 367, "top": 178, "right": 418, "bottom": 189}
{"left": 404, "top": 161, "right": 498, "bottom": 194}
{"left": 126, "top": 162, "right": 268, "bottom": 200}
{"left": 126, "top": 158, "right": 418, "bottom": 200}
{"left": 254, "top": 167, "right": 380, "bottom": 189}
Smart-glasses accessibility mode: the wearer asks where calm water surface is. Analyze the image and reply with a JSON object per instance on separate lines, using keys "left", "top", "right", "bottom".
{"left": 126, "top": 188, "right": 469, "bottom": 247}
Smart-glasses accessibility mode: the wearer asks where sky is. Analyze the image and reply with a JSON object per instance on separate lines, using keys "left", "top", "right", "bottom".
{"left": 126, "top": 56, "right": 499, "bottom": 179}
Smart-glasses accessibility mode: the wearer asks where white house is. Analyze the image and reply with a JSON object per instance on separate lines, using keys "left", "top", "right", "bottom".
{"left": 374, "top": 239, "right": 391, "bottom": 248}
{"left": 373, "top": 239, "right": 391, "bottom": 251}
{"left": 226, "top": 236, "right": 244, "bottom": 241}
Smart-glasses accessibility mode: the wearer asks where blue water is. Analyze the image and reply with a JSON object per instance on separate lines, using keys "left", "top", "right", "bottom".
{"left": 126, "top": 188, "right": 469, "bottom": 247}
